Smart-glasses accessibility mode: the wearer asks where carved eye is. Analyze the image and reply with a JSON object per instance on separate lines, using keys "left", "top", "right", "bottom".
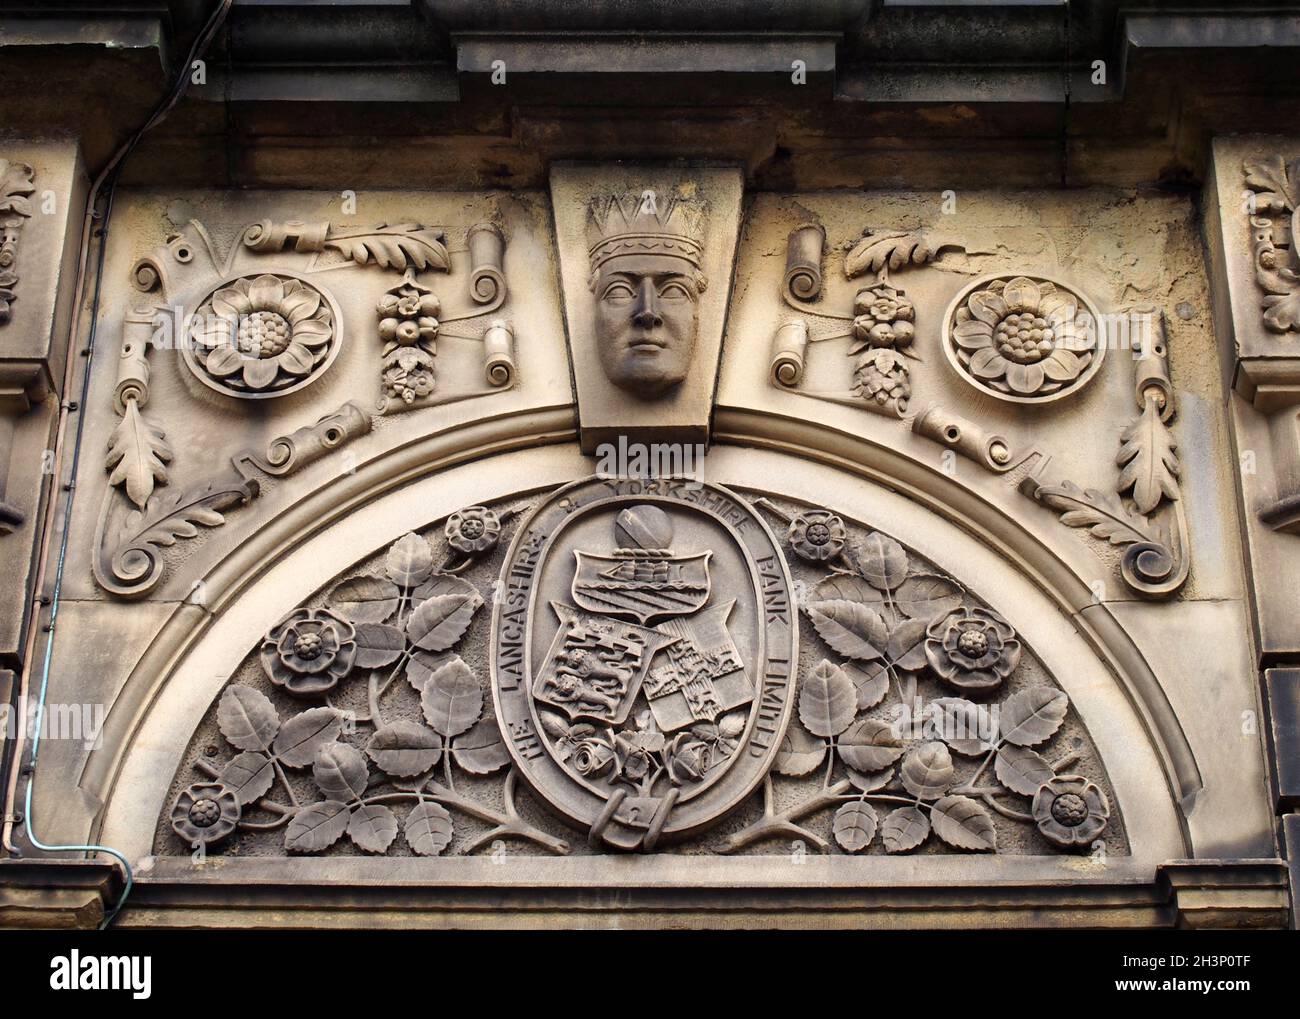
{"left": 659, "top": 281, "right": 691, "bottom": 301}
{"left": 601, "top": 281, "right": 635, "bottom": 302}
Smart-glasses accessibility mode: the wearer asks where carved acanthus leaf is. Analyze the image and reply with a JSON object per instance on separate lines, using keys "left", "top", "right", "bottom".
{"left": 325, "top": 224, "right": 450, "bottom": 272}
{"left": 1243, "top": 155, "right": 1299, "bottom": 212}
{"left": 1034, "top": 480, "right": 1156, "bottom": 548}
{"left": 844, "top": 230, "right": 960, "bottom": 278}
{"left": 105, "top": 399, "right": 173, "bottom": 509}
{"left": 1116, "top": 397, "right": 1181, "bottom": 515}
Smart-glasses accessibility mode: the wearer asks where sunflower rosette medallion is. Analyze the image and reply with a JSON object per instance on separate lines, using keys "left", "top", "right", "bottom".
{"left": 186, "top": 272, "right": 342, "bottom": 398}
{"left": 943, "top": 274, "right": 1103, "bottom": 402}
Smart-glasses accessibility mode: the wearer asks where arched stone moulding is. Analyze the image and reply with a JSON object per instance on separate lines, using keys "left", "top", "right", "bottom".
{"left": 95, "top": 442, "right": 1186, "bottom": 873}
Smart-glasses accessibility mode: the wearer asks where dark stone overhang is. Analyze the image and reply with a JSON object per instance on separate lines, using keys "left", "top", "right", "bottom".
{"left": 3, "top": 2, "right": 1300, "bottom": 188}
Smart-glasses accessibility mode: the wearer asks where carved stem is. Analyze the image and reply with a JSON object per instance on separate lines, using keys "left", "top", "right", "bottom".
{"left": 722, "top": 778, "right": 853, "bottom": 853}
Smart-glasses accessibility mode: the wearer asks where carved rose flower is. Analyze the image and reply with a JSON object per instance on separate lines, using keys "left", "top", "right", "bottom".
{"left": 852, "top": 284, "right": 916, "bottom": 350}
{"left": 665, "top": 732, "right": 712, "bottom": 785}
{"left": 171, "top": 782, "right": 241, "bottom": 845}
{"left": 260, "top": 607, "right": 358, "bottom": 697}
{"left": 192, "top": 274, "right": 334, "bottom": 393}
{"left": 445, "top": 506, "right": 501, "bottom": 555}
{"left": 614, "top": 729, "right": 664, "bottom": 785}
{"left": 924, "top": 606, "right": 1021, "bottom": 692}
{"left": 788, "top": 510, "right": 846, "bottom": 562}
{"left": 950, "top": 276, "right": 1093, "bottom": 397}
{"left": 1032, "top": 775, "right": 1109, "bottom": 848}
{"left": 568, "top": 730, "right": 617, "bottom": 778}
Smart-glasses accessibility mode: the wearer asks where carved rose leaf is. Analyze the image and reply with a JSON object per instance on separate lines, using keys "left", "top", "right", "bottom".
{"left": 219, "top": 751, "right": 275, "bottom": 806}
{"left": 807, "top": 600, "right": 887, "bottom": 661}
{"left": 837, "top": 718, "right": 905, "bottom": 772}
{"left": 847, "top": 765, "right": 895, "bottom": 793}
{"left": 216, "top": 685, "right": 280, "bottom": 752}
{"left": 900, "top": 742, "right": 954, "bottom": 800}
{"left": 450, "top": 717, "right": 511, "bottom": 775}
{"left": 928, "top": 697, "right": 994, "bottom": 756}
{"left": 405, "top": 801, "right": 454, "bottom": 856}
{"left": 846, "top": 662, "right": 889, "bottom": 710}
{"left": 405, "top": 649, "right": 451, "bottom": 692}
{"left": 366, "top": 721, "right": 443, "bottom": 777}
{"left": 999, "top": 688, "right": 1068, "bottom": 747}
{"left": 347, "top": 803, "right": 399, "bottom": 854}
{"left": 420, "top": 656, "right": 483, "bottom": 738}
{"left": 855, "top": 531, "right": 909, "bottom": 591}
{"left": 881, "top": 805, "right": 931, "bottom": 853}
{"left": 798, "top": 659, "right": 858, "bottom": 737}
{"left": 931, "top": 795, "right": 997, "bottom": 851}
{"left": 812, "top": 574, "right": 885, "bottom": 609}
{"left": 272, "top": 707, "right": 342, "bottom": 768}
{"left": 774, "top": 720, "right": 827, "bottom": 776}
{"left": 994, "top": 744, "right": 1056, "bottom": 796}
{"left": 892, "top": 574, "right": 964, "bottom": 623}
{"left": 833, "top": 801, "right": 879, "bottom": 853}
{"left": 328, "top": 575, "right": 401, "bottom": 623}
{"left": 384, "top": 532, "right": 434, "bottom": 588}
{"left": 538, "top": 710, "right": 572, "bottom": 742}
{"left": 406, "top": 587, "right": 483, "bottom": 652}
{"left": 285, "top": 800, "right": 350, "bottom": 852}
{"left": 887, "top": 617, "right": 929, "bottom": 670}
{"left": 312, "top": 742, "right": 369, "bottom": 801}
{"left": 351, "top": 622, "right": 406, "bottom": 669}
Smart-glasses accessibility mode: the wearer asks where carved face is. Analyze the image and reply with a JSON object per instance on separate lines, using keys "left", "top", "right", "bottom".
{"left": 593, "top": 253, "right": 701, "bottom": 396}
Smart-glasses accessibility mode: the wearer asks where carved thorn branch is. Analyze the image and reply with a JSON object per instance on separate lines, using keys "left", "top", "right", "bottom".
{"left": 424, "top": 772, "right": 570, "bottom": 855}
{"left": 721, "top": 778, "right": 852, "bottom": 853}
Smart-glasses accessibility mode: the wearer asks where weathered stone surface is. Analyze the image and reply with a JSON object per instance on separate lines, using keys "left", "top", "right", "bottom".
{"left": 2, "top": 3, "right": 1299, "bottom": 932}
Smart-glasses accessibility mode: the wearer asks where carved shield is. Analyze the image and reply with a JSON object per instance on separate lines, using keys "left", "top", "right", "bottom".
{"left": 570, "top": 550, "right": 711, "bottom": 624}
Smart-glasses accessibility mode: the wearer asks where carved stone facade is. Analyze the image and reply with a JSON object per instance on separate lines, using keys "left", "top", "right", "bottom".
{"left": 1, "top": 2, "right": 1299, "bottom": 933}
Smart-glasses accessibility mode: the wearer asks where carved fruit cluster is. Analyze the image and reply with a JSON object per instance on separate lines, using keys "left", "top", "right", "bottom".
{"left": 378, "top": 274, "right": 440, "bottom": 405}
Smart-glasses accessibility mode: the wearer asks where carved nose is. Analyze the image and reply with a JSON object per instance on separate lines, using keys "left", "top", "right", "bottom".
{"left": 632, "top": 279, "right": 662, "bottom": 328}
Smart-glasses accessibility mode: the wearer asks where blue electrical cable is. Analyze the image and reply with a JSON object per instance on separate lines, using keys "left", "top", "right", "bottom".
{"left": 16, "top": 0, "right": 232, "bottom": 929}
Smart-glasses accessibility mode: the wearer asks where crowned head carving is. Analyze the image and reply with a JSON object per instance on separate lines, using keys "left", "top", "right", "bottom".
{"left": 586, "top": 190, "right": 708, "bottom": 396}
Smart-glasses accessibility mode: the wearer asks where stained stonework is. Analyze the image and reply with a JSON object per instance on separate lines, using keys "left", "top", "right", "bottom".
{"left": 152, "top": 481, "right": 1125, "bottom": 861}
{"left": 4, "top": 3, "right": 1300, "bottom": 934}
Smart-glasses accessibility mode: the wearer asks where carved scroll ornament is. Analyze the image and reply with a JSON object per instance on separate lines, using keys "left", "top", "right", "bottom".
{"left": 771, "top": 227, "right": 965, "bottom": 418}
{"left": 97, "top": 214, "right": 520, "bottom": 598}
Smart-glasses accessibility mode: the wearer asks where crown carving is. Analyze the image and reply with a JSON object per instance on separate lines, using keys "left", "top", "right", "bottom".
{"left": 586, "top": 191, "right": 706, "bottom": 273}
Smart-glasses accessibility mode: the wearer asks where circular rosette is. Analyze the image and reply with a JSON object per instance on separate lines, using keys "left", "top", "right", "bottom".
{"left": 924, "top": 606, "right": 1021, "bottom": 693}
{"left": 943, "top": 274, "right": 1103, "bottom": 403}
{"left": 787, "top": 509, "right": 846, "bottom": 562}
{"left": 1032, "top": 774, "right": 1110, "bottom": 848}
{"left": 184, "top": 272, "right": 342, "bottom": 399}
{"left": 445, "top": 506, "right": 502, "bottom": 555}
{"left": 260, "top": 607, "right": 358, "bottom": 697}
{"left": 170, "top": 782, "right": 241, "bottom": 845}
